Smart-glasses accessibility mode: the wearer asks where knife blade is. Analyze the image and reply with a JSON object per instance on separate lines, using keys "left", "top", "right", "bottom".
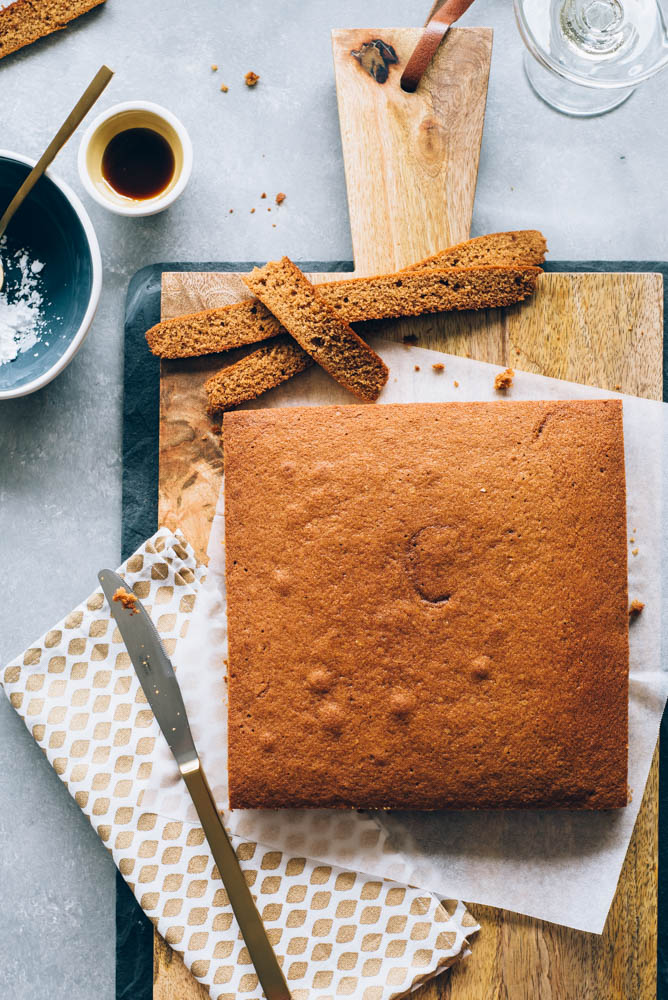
{"left": 98, "top": 569, "right": 291, "bottom": 1000}
{"left": 400, "top": 0, "right": 478, "bottom": 93}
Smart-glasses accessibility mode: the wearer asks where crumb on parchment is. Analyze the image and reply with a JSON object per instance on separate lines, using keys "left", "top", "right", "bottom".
{"left": 261, "top": 192, "right": 267, "bottom": 199}
{"left": 245, "top": 71, "right": 260, "bottom": 87}
{"left": 220, "top": 84, "right": 228, "bottom": 92}
{"left": 211, "top": 64, "right": 218, "bottom": 71}
{"left": 414, "top": 365, "right": 420, "bottom": 371}
{"left": 494, "top": 368, "right": 514, "bottom": 391}
{"left": 454, "top": 380, "right": 459, "bottom": 387}
{"left": 629, "top": 599, "right": 644, "bottom": 617}
{"left": 275, "top": 192, "right": 286, "bottom": 205}
{"left": 113, "top": 587, "right": 139, "bottom": 615}
{"left": 632, "top": 548, "right": 639, "bottom": 556}
{"left": 432, "top": 363, "right": 445, "bottom": 373}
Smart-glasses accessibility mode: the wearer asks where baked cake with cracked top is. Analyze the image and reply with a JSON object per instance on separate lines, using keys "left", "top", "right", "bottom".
{"left": 224, "top": 399, "right": 629, "bottom": 810}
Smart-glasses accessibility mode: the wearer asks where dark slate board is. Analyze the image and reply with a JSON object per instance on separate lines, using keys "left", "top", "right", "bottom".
{"left": 119, "top": 261, "right": 667, "bottom": 1000}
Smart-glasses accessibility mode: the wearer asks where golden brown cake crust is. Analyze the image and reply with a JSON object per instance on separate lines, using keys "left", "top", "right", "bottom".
{"left": 224, "top": 400, "right": 629, "bottom": 811}
{"left": 0, "top": 0, "right": 105, "bottom": 60}
{"left": 244, "top": 257, "right": 389, "bottom": 401}
{"left": 204, "top": 335, "right": 312, "bottom": 412}
{"left": 144, "top": 231, "right": 545, "bottom": 359}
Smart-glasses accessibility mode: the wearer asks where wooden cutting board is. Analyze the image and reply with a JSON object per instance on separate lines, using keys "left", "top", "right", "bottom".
{"left": 153, "top": 27, "right": 662, "bottom": 1000}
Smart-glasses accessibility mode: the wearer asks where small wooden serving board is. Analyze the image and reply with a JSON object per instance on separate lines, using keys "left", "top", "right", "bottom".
{"left": 152, "top": 25, "right": 662, "bottom": 1000}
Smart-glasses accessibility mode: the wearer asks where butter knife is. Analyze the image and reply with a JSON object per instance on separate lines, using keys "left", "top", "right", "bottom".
{"left": 98, "top": 569, "right": 291, "bottom": 1000}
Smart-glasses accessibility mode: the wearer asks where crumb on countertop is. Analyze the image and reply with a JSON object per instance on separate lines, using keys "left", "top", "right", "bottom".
{"left": 629, "top": 599, "right": 645, "bottom": 616}
{"left": 113, "top": 587, "right": 139, "bottom": 615}
{"left": 432, "top": 363, "right": 445, "bottom": 373}
{"left": 275, "top": 192, "right": 286, "bottom": 205}
{"left": 245, "top": 71, "right": 260, "bottom": 87}
{"left": 465, "top": 352, "right": 471, "bottom": 358}
{"left": 494, "top": 368, "right": 514, "bottom": 391}
{"left": 614, "top": 384, "right": 621, "bottom": 391}
{"left": 220, "top": 84, "right": 229, "bottom": 92}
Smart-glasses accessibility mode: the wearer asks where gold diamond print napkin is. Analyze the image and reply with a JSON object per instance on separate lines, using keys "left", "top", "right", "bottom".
{"left": 1, "top": 528, "right": 479, "bottom": 1000}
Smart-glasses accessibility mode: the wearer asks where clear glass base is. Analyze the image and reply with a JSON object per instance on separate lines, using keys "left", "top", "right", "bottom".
{"left": 523, "top": 51, "right": 636, "bottom": 115}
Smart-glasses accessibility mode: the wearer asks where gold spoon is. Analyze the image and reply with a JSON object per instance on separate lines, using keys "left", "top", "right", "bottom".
{"left": 0, "top": 64, "right": 114, "bottom": 291}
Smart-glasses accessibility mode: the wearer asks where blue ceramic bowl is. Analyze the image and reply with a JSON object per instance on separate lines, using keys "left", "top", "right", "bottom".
{"left": 0, "top": 150, "right": 102, "bottom": 399}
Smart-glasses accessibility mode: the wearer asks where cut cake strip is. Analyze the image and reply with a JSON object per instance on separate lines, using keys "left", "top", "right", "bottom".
{"left": 244, "top": 257, "right": 390, "bottom": 402}
{"left": 406, "top": 229, "right": 547, "bottom": 272}
{"left": 316, "top": 264, "right": 541, "bottom": 324}
{"left": 0, "top": 0, "right": 105, "bottom": 60}
{"left": 204, "top": 335, "right": 313, "bottom": 413}
{"left": 145, "top": 230, "right": 545, "bottom": 359}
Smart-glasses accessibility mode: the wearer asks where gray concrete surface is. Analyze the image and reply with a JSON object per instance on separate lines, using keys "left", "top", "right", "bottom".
{"left": 0, "top": 1, "right": 666, "bottom": 997}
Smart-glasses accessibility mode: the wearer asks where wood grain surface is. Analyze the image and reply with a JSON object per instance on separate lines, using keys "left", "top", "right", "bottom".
{"left": 152, "top": 24, "right": 662, "bottom": 1000}
{"left": 332, "top": 27, "right": 492, "bottom": 274}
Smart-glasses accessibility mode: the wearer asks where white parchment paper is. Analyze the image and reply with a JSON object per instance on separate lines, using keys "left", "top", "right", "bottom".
{"left": 145, "top": 339, "right": 668, "bottom": 934}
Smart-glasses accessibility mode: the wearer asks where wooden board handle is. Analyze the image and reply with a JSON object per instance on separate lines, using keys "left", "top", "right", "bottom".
{"left": 332, "top": 27, "right": 492, "bottom": 275}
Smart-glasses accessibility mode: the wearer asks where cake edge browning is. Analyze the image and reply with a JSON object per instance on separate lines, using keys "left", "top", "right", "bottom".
{"left": 224, "top": 399, "right": 628, "bottom": 811}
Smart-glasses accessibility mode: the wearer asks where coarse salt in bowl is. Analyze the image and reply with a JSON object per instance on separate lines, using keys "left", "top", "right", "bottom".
{"left": 0, "top": 150, "right": 102, "bottom": 400}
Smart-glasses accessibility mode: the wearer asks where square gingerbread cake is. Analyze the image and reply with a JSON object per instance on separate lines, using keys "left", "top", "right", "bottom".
{"left": 224, "top": 400, "right": 629, "bottom": 810}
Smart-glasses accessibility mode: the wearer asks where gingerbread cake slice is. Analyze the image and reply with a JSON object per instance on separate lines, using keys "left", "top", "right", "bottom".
{"left": 0, "top": 0, "right": 105, "bottom": 60}
{"left": 204, "top": 336, "right": 312, "bottom": 412}
{"left": 244, "top": 257, "right": 389, "bottom": 401}
{"left": 224, "top": 399, "right": 629, "bottom": 811}
{"left": 145, "top": 230, "right": 545, "bottom": 359}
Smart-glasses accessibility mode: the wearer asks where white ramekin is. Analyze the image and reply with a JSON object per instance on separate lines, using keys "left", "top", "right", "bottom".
{"left": 77, "top": 101, "right": 193, "bottom": 217}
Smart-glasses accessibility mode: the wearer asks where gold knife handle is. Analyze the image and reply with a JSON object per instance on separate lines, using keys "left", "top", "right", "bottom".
{"left": 181, "top": 761, "right": 291, "bottom": 1000}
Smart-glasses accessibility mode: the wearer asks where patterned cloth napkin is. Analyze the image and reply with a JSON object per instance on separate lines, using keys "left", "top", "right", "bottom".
{"left": 1, "top": 528, "right": 479, "bottom": 1000}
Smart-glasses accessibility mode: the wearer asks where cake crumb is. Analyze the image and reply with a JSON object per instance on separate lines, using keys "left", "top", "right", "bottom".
{"left": 629, "top": 599, "right": 644, "bottom": 617}
{"left": 229, "top": 209, "right": 233, "bottom": 214}
{"left": 261, "top": 192, "right": 267, "bottom": 199}
{"left": 465, "top": 352, "right": 471, "bottom": 358}
{"left": 267, "top": 207, "right": 271, "bottom": 212}
{"left": 211, "top": 64, "right": 218, "bottom": 71}
{"left": 494, "top": 368, "right": 514, "bottom": 391}
{"left": 245, "top": 71, "right": 260, "bottom": 87}
{"left": 220, "top": 84, "right": 229, "bottom": 93}
{"left": 275, "top": 192, "right": 286, "bottom": 205}
{"left": 432, "top": 363, "right": 445, "bottom": 373}
{"left": 272, "top": 223, "right": 276, "bottom": 228}
{"left": 454, "top": 380, "right": 459, "bottom": 387}
{"left": 629, "top": 537, "right": 635, "bottom": 544}
{"left": 614, "top": 384, "right": 621, "bottom": 391}
{"left": 250, "top": 208, "right": 255, "bottom": 214}
{"left": 414, "top": 365, "right": 420, "bottom": 371}
{"left": 632, "top": 548, "right": 639, "bottom": 556}
{"left": 113, "top": 587, "right": 139, "bottom": 615}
